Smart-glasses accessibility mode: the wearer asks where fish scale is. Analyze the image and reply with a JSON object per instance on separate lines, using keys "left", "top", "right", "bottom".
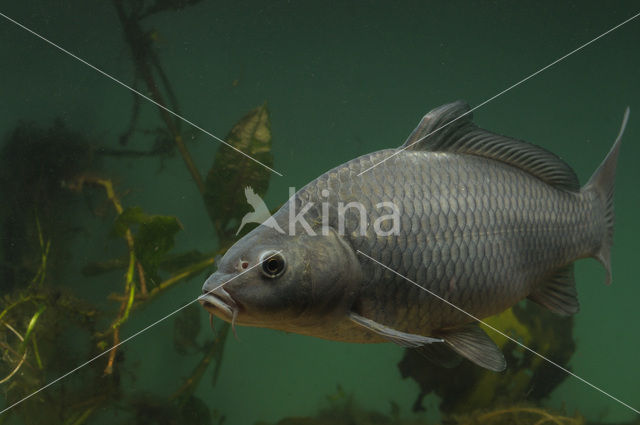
{"left": 299, "top": 149, "right": 587, "bottom": 332}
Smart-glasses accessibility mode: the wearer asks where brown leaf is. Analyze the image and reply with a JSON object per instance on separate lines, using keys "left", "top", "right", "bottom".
{"left": 204, "top": 103, "right": 273, "bottom": 244}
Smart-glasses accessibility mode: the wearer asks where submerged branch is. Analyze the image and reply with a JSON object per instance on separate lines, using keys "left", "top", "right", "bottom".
{"left": 30, "top": 214, "right": 51, "bottom": 287}
{"left": 0, "top": 323, "right": 27, "bottom": 384}
{"left": 470, "top": 406, "right": 583, "bottom": 425}
{"left": 100, "top": 251, "right": 219, "bottom": 343}
{"left": 107, "top": 252, "right": 217, "bottom": 307}
{"left": 103, "top": 328, "right": 120, "bottom": 376}
{"left": 112, "top": 0, "right": 205, "bottom": 195}
{"left": 143, "top": 253, "right": 217, "bottom": 303}
{"left": 0, "top": 296, "right": 36, "bottom": 323}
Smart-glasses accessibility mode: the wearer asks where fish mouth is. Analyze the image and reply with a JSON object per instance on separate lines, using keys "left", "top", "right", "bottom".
{"left": 199, "top": 286, "right": 242, "bottom": 337}
{"left": 198, "top": 287, "right": 240, "bottom": 318}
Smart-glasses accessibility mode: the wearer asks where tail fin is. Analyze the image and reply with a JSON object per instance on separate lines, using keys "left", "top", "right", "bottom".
{"left": 583, "top": 107, "right": 630, "bottom": 285}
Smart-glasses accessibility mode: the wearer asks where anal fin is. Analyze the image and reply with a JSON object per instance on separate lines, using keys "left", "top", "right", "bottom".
{"left": 436, "top": 323, "right": 506, "bottom": 372}
{"left": 527, "top": 264, "right": 579, "bottom": 316}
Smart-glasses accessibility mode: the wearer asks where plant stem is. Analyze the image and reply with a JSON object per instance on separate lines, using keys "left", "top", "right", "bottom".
{"left": 0, "top": 323, "right": 27, "bottom": 384}
{"left": 0, "top": 296, "right": 34, "bottom": 322}
{"left": 104, "top": 327, "right": 120, "bottom": 376}
{"left": 74, "top": 176, "right": 140, "bottom": 375}
{"left": 112, "top": 0, "right": 205, "bottom": 195}
{"left": 31, "top": 337, "right": 43, "bottom": 369}
{"left": 106, "top": 252, "right": 218, "bottom": 307}
{"left": 18, "top": 305, "right": 45, "bottom": 355}
{"left": 143, "top": 254, "right": 217, "bottom": 302}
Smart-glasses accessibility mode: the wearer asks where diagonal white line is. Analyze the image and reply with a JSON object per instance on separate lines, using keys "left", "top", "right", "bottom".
{"left": 356, "top": 250, "right": 639, "bottom": 415}
{"left": 0, "top": 11, "right": 283, "bottom": 177}
{"left": 0, "top": 251, "right": 281, "bottom": 415}
{"left": 357, "top": 11, "right": 640, "bottom": 176}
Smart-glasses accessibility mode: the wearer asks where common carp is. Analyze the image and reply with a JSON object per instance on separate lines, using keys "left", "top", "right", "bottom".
{"left": 200, "top": 102, "right": 628, "bottom": 371}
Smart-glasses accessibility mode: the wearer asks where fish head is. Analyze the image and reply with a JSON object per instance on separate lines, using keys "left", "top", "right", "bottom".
{"left": 200, "top": 224, "right": 362, "bottom": 331}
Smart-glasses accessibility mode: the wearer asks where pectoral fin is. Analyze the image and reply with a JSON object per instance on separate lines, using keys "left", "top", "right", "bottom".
{"left": 412, "top": 343, "right": 462, "bottom": 368}
{"left": 349, "top": 313, "right": 505, "bottom": 372}
{"left": 436, "top": 323, "right": 506, "bottom": 372}
{"left": 349, "top": 312, "right": 443, "bottom": 347}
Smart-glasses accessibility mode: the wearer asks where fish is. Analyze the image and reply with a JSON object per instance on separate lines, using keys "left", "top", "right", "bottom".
{"left": 200, "top": 101, "right": 629, "bottom": 371}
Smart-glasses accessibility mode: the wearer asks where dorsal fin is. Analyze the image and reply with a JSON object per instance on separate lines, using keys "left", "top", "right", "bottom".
{"left": 401, "top": 101, "right": 580, "bottom": 191}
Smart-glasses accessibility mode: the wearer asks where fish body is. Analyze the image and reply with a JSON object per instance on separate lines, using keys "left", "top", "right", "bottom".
{"left": 201, "top": 102, "right": 628, "bottom": 371}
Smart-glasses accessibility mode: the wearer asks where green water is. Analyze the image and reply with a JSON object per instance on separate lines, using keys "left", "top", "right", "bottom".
{"left": 1, "top": 1, "right": 639, "bottom": 424}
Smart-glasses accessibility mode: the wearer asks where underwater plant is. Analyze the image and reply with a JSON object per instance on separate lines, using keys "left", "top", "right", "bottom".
{"left": 1, "top": 1, "right": 273, "bottom": 423}
{"left": 255, "top": 396, "right": 590, "bottom": 425}
{"left": 0, "top": 102, "right": 270, "bottom": 425}
{"left": 0, "top": 120, "right": 96, "bottom": 294}
{"left": 398, "top": 302, "right": 576, "bottom": 414}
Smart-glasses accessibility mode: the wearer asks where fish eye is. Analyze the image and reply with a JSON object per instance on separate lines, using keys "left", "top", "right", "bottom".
{"left": 259, "top": 251, "right": 286, "bottom": 278}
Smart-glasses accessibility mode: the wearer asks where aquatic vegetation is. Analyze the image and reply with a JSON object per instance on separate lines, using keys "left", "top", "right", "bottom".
{"left": 0, "top": 108, "right": 262, "bottom": 423}
{"left": 257, "top": 397, "right": 589, "bottom": 425}
{"left": 0, "top": 120, "right": 96, "bottom": 294}
{"left": 204, "top": 103, "right": 274, "bottom": 241}
{"left": 399, "top": 302, "right": 575, "bottom": 414}
{"left": 453, "top": 406, "right": 583, "bottom": 425}
{"left": 0, "top": 1, "right": 275, "bottom": 423}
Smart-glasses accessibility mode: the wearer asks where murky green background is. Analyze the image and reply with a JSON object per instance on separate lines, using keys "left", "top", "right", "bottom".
{"left": 1, "top": 1, "right": 639, "bottom": 424}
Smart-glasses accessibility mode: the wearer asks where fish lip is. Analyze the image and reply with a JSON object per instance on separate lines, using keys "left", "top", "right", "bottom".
{"left": 199, "top": 287, "right": 240, "bottom": 318}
